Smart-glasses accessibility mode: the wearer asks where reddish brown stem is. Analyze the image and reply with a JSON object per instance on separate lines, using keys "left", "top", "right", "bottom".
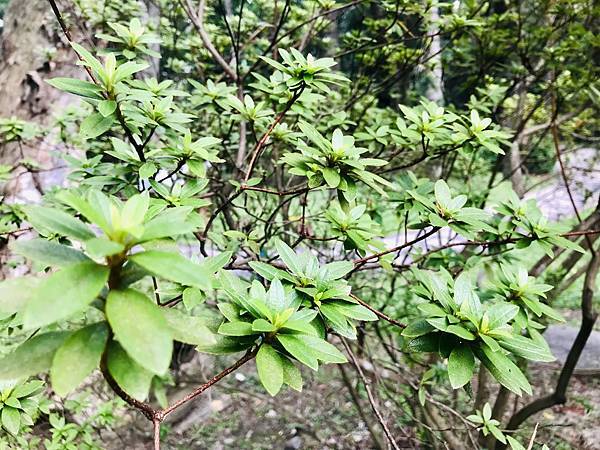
{"left": 243, "top": 87, "right": 304, "bottom": 182}
{"left": 160, "top": 348, "right": 257, "bottom": 418}
{"left": 350, "top": 294, "right": 406, "bottom": 329}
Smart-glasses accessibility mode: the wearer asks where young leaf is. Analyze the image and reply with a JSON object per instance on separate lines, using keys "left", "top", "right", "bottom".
{"left": 256, "top": 344, "right": 284, "bottom": 396}
{"left": 23, "top": 262, "right": 109, "bottom": 329}
{"left": 51, "top": 322, "right": 109, "bottom": 396}
{"left": 106, "top": 289, "right": 173, "bottom": 375}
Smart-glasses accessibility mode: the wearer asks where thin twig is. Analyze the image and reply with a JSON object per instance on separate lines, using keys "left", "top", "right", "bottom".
{"left": 341, "top": 338, "right": 401, "bottom": 450}
{"left": 243, "top": 86, "right": 304, "bottom": 182}
{"left": 350, "top": 294, "right": 406, "bottom": 329}
{"left": 181, "top": 0, "right": 238, "bottom": 81}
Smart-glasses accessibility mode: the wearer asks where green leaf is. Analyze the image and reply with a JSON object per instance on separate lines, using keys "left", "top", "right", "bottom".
{"left": 196, "top": 334, "right": 255, "bottom": 355}
{"left": 80, "top": 112, "right": 114, "bottom": 139}
{"left": 256, "top": 345, "right": 284, "bottom": 396}
{"left": 46, "top": 77, "right": 103, "bottom": 99}
{"left": 51, "top": 322, "right": 109, "bottom": 396}
{"left": 113, "top": 61, "right": 149, "bottom": 83}
{"left": 276, "top": 334, "right": 319, "bottom": 370}
{"left": 218, "top": 321, "right": 256, "bottom": 336}
{"left": 448, "top": 346, "right": 475, "bottom": 389}
{"left": 129, "top": 250, "right": 212, "bottom": 290}
{"left": 274, "top": 239, "right": 303, "bottom": 275}
{"left": 506, "top": 436, "right": 527, "bottom": 450}
{"left": 497, "top": 334, "right": 555, "bottom": 362}
{"left": 11, "top": 238, "right": 91, "bottom": 267}
{"left": 248, "top": 261, "right": 294, "bottom": 282}
{"left": 402, "top": 319, "right": 436, "bottom": 338}
{"left": 407, "top": 334, "right": 440, "bottom": 353}
{"left": 320, "top": 303, "right": 356, "bottom": 339}
{"left": 488, "top": 424, "right": 507, "bottom": 444}
{"left": 85, "top": 237, "right": 125, "bottom": 258}
{"left": 475, "top": 344, "right": 532, "bottom": 396}
{"left": 98, "top": 99, "right": 117, "bottom": 117}
{"left": 202, "top": 251, "right": 233, "bottom": 273}
{"left": 121, "top": 193, "right": 149, "bottom": 230}
{"left": 322, "top": 167, "right": 341, "bottom": 188}
{"left": 295, "top": 334, "right": 347, "bottom": 363}
{"left": 434, "top": 180, "right": 452, "bottom": 208}
{"left": 446, "top": 324, "right": 476, "bottom": 341}
{"left": 71, "top": 42, "right": 105, "bottom": 78}
{"left": 487, "top": 302, "right": 520, "bottom": 329}
{"left": 106, "top": 341, "right": 154, "bottom": 401}
{"left": 266, "top": 278, "right": 289, "bottom": 314}
{"left": 106, "top": 289, "right": 173, "bottom": 375}
{"left": 0, "top": 276, "right": 41, "bottom": 318}
{"left": 252, "top": 318, "right": 277, "bottom": 332}
{"left": 0, "top": 332, "right": 70, "bottom": 381}
{"left": 23, "top": 262, "right": 109, "bottom": 329}
{"left": 139, "top": 162, "right": 157, "bottom": 179}
{"left": 23, "top": 205, "right": 95, "bottom": 241}
{"left": 1, "top": 407, "right": 20, "bottom": 435}
{"left": 328, "top": 301, "right": 378, "bottom": 321}
{"left": 321, "top": 261, "right": 354, "bottom": 280}
{"left": 140, "top": 207, "right": 198, "bottom": 241}
{"left": 161, "top": 308, "right": 216, "bottom": 345}
{"left": 183, "top": 287, "right": 205, "bottom": 309}
{"left": 281, "top": 357, "right": 302, "bottom": 391}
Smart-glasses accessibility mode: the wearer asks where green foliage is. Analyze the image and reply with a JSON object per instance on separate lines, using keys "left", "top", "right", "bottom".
{"left": 1, "top": 0, "right": 596, "bottom": 447}
{"left": 0, "top": 380, "right": 46, "bottom": 436}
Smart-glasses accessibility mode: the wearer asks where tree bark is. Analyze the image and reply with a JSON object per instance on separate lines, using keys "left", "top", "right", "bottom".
{"left": 0, "top": 0, "right": 81, "bottom": 276}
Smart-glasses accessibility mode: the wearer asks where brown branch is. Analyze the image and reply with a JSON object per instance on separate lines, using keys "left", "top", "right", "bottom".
{"left": 100, "top": 345, "right": 157, "bottom": 422}
{"left": 500, "top": 252, "right": 600, "bottom": 447}
{"left": 351, "top": 226, "right": 440, "bottom": 271}
{"left": 180, "top": 0, "right": 238, "bottom": 81}
{"left": 350, "top": 294, "right": 406, "bottom": 329}
{"left": 159, "top": 347, "right": 257, "bottom": 418}
{"left": 341, "top": 338, "right": 401, "bottom": 450}
{"left": 101, "top": 344, "right": 256, "bottom": 449}
{"left": 242, "top": 0, "right": 366, "bottom": 80}
{"left": 338, "top": 364, "right": 385, "bottom": 450}
{"left": 47, "top": 0, "right": 98, "bottom": 84}
{"left": 240, "top": 185, "right": 308, "bottom": 196}
{"left": 355, "top": 229, "right": 600, "bottom": 273}
{"left": 47, "top": 0, "right": 146, "bottom": 162}
{"left": 243, "top": 86, "right": 304, "bottom": 182}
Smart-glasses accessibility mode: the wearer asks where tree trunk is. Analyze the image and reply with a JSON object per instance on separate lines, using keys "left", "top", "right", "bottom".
{"left": 0, "top": 0, "right": 80, "bottom": 275}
